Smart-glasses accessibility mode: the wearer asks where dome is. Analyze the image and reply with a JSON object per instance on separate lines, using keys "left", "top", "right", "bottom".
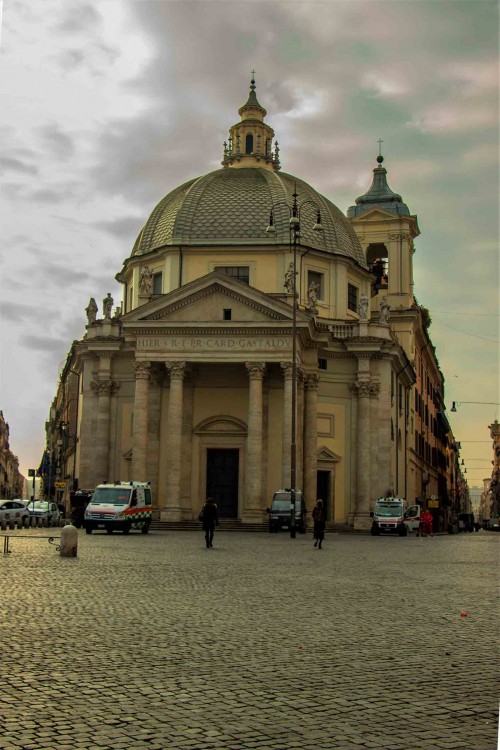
{"left": 132, "top": 167, "right": 367, "bottom": 268}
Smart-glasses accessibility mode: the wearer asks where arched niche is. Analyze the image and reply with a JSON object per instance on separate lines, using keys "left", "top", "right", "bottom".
{"left": 366, "top": 243, "right": 389, "bottom": 289}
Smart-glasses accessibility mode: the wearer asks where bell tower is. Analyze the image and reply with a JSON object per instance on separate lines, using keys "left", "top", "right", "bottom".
{"left": 347, "top": 148, "right": 419, "bottom": 311}
{"left": 222, "top": 74, "right": 280, "bottom": 172}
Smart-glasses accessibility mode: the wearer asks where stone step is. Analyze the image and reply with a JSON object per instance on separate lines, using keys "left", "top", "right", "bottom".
{"left": 150, "top": 520, "right": 269, "bottom": 532}
{"left": 150, "top": 520, "right": 341, "bottom": 533}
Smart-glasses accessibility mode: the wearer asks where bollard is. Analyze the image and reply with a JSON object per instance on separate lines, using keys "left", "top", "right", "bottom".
{"left": 37, "top": 517, "right": 43, "bottom": 528}
{"left": 22, "top": 516, "right": 30, "bottom": 529}
{"left": 1, "top": 518, "right": 6, "bottom": 531}
{"left": 60, "top": 524, "right": 78, "bottom": 558}
{"left": 9, "top": 518, "right": 15, "bottom": 531}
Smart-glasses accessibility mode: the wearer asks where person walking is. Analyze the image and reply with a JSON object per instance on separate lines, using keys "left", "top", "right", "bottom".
{"left": 199, "top": 497, "right": 219, "bottom": 548}
{"left": 423, "top": 509, "right": 434, "bottom": 537}
{"left": 312, "top": 499, "right": 326, "bottom": 549}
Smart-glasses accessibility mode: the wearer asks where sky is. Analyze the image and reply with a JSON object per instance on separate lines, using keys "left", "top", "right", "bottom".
{"left": 0, "top": 0, "right": 498, "bottom": 486}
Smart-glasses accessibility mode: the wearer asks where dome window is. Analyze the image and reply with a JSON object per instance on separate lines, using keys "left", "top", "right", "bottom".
{"left": 347, "top": 283, "right": 358, "bottom": 313}
{"left": 245, "top": 134, "right": 254, "bottom": 154}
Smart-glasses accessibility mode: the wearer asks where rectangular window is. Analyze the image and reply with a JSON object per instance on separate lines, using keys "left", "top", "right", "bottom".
{"left": 307, "top": 270, "right": 324, "bottom": 300}
{"left": 152, "top": 272, "right": 163, "bottom": 295}
{"left": 214, "top": 266, "right": 250, "bottom": 284}
{"left": 223, "top": 309, "right": 232, "bottom": 321}
{"left": 347, "top": 283, "right": 358, "bottom": 312}
{"left": 318, "top": 358, "right": 327, "bottom": 370}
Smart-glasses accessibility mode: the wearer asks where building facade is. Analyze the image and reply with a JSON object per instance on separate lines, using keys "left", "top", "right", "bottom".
{"left": 0, "top": 410, "right": 24, "bottom": 499}
{"left": 47, "top": 78, "right": 462, "bottom": 528}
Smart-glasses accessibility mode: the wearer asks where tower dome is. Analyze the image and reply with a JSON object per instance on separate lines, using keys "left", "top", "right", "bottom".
{"left": 347, "top": 151, "right": 410, "bottom": 218}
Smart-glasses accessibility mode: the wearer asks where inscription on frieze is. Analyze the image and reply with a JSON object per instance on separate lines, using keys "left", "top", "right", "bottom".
{"left": 137, "top": 336, "right": 289, "bottom": 351}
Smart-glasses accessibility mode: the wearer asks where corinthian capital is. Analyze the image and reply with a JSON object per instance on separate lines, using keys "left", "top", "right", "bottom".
{"left": 96, "top": 379, "right": 119, "bottom": 396}
{"left": 166, "top": 361, "right": 186, "bottom": 380}
{"left": 304, "top": 373, "right": 320, "bottom": 390}
{"left": 350, "top": 381, "right": 372, "bottom": 398}
{"left": 280, "top": 361, "right": 293, "bottom": 379}
{"left": 132, "top": 361, "right": 151, "bottom": 380}
{"left": 245, "top": 362, "right": 266, "bottom": 380}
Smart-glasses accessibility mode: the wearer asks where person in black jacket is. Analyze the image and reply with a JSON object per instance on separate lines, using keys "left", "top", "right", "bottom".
{"left": 199, "top": 497, "right": 219, "bottom": 548}
{"left": 312, "top": 499, "right": 326, "bottom": 549}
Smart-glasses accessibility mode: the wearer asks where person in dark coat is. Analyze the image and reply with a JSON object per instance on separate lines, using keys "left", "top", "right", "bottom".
{"left": 312, "top": 499, "right": 326, "bottom": 549}
{"left": 200, "top": 497, "right": 219, "bottom": 548}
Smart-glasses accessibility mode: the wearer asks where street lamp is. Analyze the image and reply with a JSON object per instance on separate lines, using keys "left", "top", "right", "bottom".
{"left": 451, "top": 401, "right": 499, "bottom": 412}
{"left": 266, "top": 187, "right": 323, "bottom": 538}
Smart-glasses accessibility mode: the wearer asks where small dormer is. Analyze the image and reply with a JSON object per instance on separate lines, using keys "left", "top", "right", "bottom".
{"left": 222, "top": 74, "right": 280, "bottom": 171}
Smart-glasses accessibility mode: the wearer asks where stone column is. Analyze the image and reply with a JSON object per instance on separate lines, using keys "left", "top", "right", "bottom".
{"left": 303, "top": 373, "right": 319, "bottom": 506}
{"left": 297, "top": 370, "right": 304, "bottom": 491}
{"left": 94, "top": 378, "right": 118, "bottom": 485}
{"left": 352, "top": 380, "right": 372, "bottom": 529}
{"left": 280, "top": 362, "right": 293, "bottom": 489}
{"left": 163, "top": 361, "right": 186, "bottom": 521}
{"left": 370, "top": 382, "right": 381, "bottom": 499}
{"left": 244, "top": 362, "right": 265, "bottom": 521}
{"left": 180, "top": 369, "right": 196, "bottom": 519}
{"left": 147, "top": 366, "right": 164, "bottom": 511}
{"left": 132, "top": 361, "right": 151, "bottom": 481}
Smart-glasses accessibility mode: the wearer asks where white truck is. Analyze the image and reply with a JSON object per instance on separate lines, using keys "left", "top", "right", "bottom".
{"left": 84, "top": 481, "right": 152, "bottom": 535}
{"left": 370, "top": 497, "right": 421, "bottom": 536}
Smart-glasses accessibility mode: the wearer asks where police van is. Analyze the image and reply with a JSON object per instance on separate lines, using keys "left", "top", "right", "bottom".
{"left": 84, "top": 481, "right": 152, "bottom": 535}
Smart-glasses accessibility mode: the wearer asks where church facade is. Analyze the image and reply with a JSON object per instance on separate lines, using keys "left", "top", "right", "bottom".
{"left": 47, "top": 78, "right": 457, "bottom": 529}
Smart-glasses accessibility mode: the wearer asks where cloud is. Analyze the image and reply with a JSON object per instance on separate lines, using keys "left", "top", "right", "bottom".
{"left": 410, "top": 104, "right": 497, "bottom": 134}
{"left": 56, "top": 3, "right": 101, "bottom": 34}
{"left": 0, "top": 302, "right": 39, "bottom": 323}
{"left": 96, "top": 215, "right": 145, "bottom": 240}
{"left": 37, "top": 123, "right": 75, "bottom": 160}
{"left": 20, "top": 334, "right": 70, "bottom": 354}
{"left": 0, "top": 156, "right": 38, "bottom": 175}
{"left": 361, "top": 72, "right": 409, "bottom": 99}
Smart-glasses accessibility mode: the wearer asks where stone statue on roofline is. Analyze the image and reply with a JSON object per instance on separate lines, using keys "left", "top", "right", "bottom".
{"left": 379, "top": 297, "right": 391, "bottom": 325}
{"left": 284, "top": 262, "right": 294, "bottom": 293}
{"left": 85, "top": 297, "right": 98, "bottom": 325}
{"left": 358, "top": 292, "right": 369, "bottom": 321}
{"left": 139, "top": 264, "right": 153, "bottom": 297}
{"left": 307, "top": 281, "right": 320, "bottom": 312}
{"left": 103, "top": 292, "right": 114, "bottom": 320}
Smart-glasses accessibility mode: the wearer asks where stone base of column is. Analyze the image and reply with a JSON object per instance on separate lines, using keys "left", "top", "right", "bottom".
{"left": 353, "top": 512, "right": 372, "bottom": 531}
{"left": 159, "top": 508, "right": 183, "bottom": 522}
{"left": 241, "top": 509, "right": 266, "bottom": 524}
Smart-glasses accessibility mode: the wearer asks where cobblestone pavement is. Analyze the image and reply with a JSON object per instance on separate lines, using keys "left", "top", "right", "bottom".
{"left": 1, "top": 528, "right": 498, "bottom": 750}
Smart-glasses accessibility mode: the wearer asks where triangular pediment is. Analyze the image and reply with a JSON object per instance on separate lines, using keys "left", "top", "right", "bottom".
{"left": 351, "top": 207, "right": 402, "bottom": 222}
{"left": 121, "top": 272, "right": 309, "bottom": 325}
{"left": 317, "top": 446, "right": 341, "bottom": 462}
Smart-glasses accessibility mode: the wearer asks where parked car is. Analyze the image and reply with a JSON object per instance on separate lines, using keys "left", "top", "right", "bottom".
{"left": 26, "top": 501, "right": 61, "bottom": 526}
{"left": 0, "top": 499, "right": 30, "bottom": 525}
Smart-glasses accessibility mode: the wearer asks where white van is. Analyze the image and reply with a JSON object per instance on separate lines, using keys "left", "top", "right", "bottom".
{"left": 371, "top": 497, "right": 422, "bottom": 536}
{"left": 84, "top": 481, "right": 152, "bottom": 535}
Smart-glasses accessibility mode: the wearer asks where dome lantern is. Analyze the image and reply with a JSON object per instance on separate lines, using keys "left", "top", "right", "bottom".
{"left": 222, "top": 74, "right": 280, "bottom": 172}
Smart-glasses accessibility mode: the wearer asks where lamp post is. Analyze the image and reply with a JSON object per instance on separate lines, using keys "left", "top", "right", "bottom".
{"left": 451, "top": 401, "right": 499, "bottom": 411}
{"left": 266, "top": 188, "right": 323, "bottom": 538}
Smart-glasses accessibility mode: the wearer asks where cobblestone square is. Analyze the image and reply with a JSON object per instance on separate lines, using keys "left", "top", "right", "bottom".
{"left": 1, "top": 530, "right": 498, "bottom": 749}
